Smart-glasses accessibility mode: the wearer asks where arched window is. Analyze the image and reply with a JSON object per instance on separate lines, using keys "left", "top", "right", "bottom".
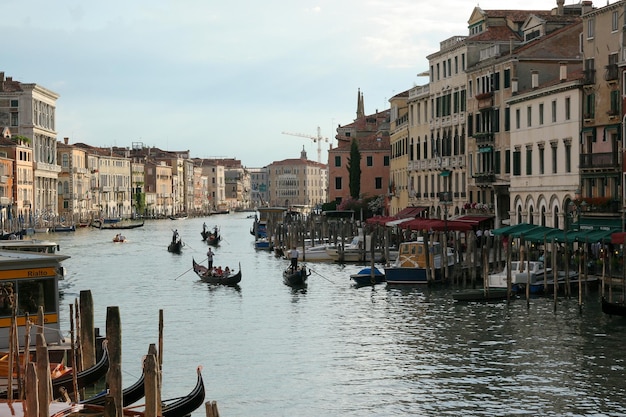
{"left": 541, "top": 206, "right": 546, "bottom": 226}
{"left": 529, "top": 206, "right": 534, "bottom": 225}
{"left": 553, "top": 206, "right": 560, "bottom": 229}
{"left": 517, "top": 206, "right": 522, "bottom": 224}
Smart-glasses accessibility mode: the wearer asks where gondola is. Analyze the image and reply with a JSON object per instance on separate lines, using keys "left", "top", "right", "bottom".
{"left": 162, "top": 366, "right": 205, "bottom": 417}
{"left": 168, "top": 240, "right": 184, "bottom": 254}
{"left": 192, "top": 259, "right": 242, "bottom": 285}
{"left": 283, "top": 265, "right": 310, "bottom": 287}
{"left": 601, "top": 297, "right": 626, "bottom": 316}
{"left": 81, "top": 368, "right": 145, "bottom": 406}
{"left": 92, "top": 220, "right": 145, "bottom": 230}
{"left": 51, "top": 343, "right": 110, "bottom": 398}
{"left": 207, "top": 233, "right": 221, "bottom": 246}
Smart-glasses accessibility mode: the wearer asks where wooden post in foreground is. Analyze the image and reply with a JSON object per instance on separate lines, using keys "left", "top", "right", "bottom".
{"left": 205, "top": 400, "right": 220, "bottom": 417}
{"left": 79, "top": 290, "right": 95, "bottom": 371}
{"left": 24, "top": 362, "right": 38, "bottom": 417}
{"left": 144, "top": 353, "right": 158, "bottom": 417}
{"left": 36, "top": 333, "right": 50, "bottom": 417}
{"left": 106, "top": 306, "right": 122, "bottom": 417}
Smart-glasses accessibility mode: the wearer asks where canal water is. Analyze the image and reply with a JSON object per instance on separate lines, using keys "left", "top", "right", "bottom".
{"left": 49, "top": 212, "right": 626, "bottom": 416}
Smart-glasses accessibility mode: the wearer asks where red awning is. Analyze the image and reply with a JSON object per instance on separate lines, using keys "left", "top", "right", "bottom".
{"left": 611, "top": 231, "right": 626, "bottom": 244}
{"left": 454, "top": 215, "right": 494, "bottom": 226}
{"left": 395, "top": 206, "right": 427, "bottom": 219}
{"left": 400, "top": 218, "right": 473, "bottom": 232}
{"left": 365, "top": 216, "right": 396, "bottom": 225}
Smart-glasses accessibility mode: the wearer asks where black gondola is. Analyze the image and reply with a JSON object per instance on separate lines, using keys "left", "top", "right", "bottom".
{"left": 168, "top": 240, "right": 184, "bottom": 254}
{"left": 52, "top": 343, "right": 110, "bottom": 398}
{"left": 192, "top": 259, "right": 242, "bottom": 286}
{"left": 162, "top": 366, "right": 205, "bottom": 417}
{"left": 81, "top": 369, "right": 145, "bottom": 406}
{"left": 92, "top": 220, "right": 145, "bottom": 230}
{"left": 602, "top": 297, "right": 626, "bottom": 316}
{"left": 283, "top": 265, "right": 310, "bottom": 287}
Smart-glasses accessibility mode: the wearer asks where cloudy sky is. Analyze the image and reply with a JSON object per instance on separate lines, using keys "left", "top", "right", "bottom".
{"left": 4, "top": 0, "right": 572, "bottom": 166}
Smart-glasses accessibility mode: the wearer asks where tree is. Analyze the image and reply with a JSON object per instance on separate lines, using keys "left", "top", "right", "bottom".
{"left": 347, "top": 139, "right": 361, "bottom": 199}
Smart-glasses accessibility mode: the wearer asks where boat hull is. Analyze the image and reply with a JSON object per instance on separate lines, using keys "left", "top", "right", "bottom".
{"left": 384, "top": 266, "right": 445, "bottom": 285}
{"left": 283, "top": 267, "right": 309, "bottom": 287}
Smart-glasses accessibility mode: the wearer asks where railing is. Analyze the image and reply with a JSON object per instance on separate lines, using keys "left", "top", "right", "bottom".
{"left": 579, "top": 152, "right": 619, "bottom": 168}
{"left": 474, "top": 172, "right": 496, "bottom": 184}
{"left": 605, "top": 64, "right": 618, "bottom": 82}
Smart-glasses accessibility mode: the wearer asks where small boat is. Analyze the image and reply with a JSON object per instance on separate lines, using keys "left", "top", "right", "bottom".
{"left": 452, "top": 288, "right": 510, "bottom": 302}
{"left": 192, "top": 259, "right": 242, "bottom": 286}
{"left": 51, "top": 343, "right": 109, "bottom": 399}
{"left": 350, "top": 267, "right": 385, "bottom": 286}
{"left": 601, "top": 297, "right": 626, "bottom": 316}
{"left": 162, "top": 366, "right": 205, "bottom": 417}
{"left": 81, "top": 368, "right": 145, "bottom": 406}
{"left": 113, "top": 234, "right": 126, "bottom": 243}
{"left": 384, "top": 239, "right": 455, "bottom": 285}
{"left": 254, "top": 238, "right": 273, "bottom": 251}
{"left": 169, "top": 214, "right": 188, "bottom": 220}
{"left": 283, "top": 265, "right": 310, "bottom": 287}
{"left": 52, "top": 224, "right": 76, "bottom": 232}
{"left": 168, "top": 240, "right": 183, "bottom": 254}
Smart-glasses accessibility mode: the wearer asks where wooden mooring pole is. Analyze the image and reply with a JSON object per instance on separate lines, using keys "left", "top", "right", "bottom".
{"left": 105, "top": 306, "right": 122, "bottom": 417}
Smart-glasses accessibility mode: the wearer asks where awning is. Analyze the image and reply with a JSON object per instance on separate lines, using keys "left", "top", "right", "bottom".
{"left": 578, "top": 217, "right": 622, "bottom": 231}
{"left": 365, "top": 215, "right": 396, "bottom": 225}
{"left": 385, "top": 218, "right": 413, "bottom": 227}
{"left": 575, "top": 228, "right": 619, "bottom": 243}
{"left": 611, "top": 231, "right": 626, "bottom": 244}
{"left": 478, "top": 146, "right": 493, "bottom": 153}
{"left": 519, "top": 226, "right": 560, "bottom": 242}
{"left": 454, "top": 215, "right": 494, "bottom": 226}
{"left": 492, "top": 223, "right": 536, "bottom": 236}
{"left": 399, "top": 218, "right": 473, "bottom": 232}
{"left": 394, "top": 206, "right": 428, "bottom": 219}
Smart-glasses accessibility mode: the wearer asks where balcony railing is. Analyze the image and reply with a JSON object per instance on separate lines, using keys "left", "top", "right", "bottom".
{"left": 580, "top": 152, "right": 619, "bottom": 169}
{"left": 474, "top": 172, "right": 496, "bottom": 184}
{"left": 583, "top": 69, "right": 596, "bottom": 85}
{"left": 474, "top": 132, "right": 495, "bottom": 146}
{"left": 605, "top": 64, "right": 618, "bottom": 82}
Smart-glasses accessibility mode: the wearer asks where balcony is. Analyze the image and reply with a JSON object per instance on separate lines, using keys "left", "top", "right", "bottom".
{"left": 604, "top": 64, "right": 618, "bottom": 82}
{"left": 474, "top": 172, "right": 496, "bottom": 185}
{"left": 583, "top": 69, "right": 596, "bottom": 85}
{"left": 474, "top": 132, "right": 495, "bottom": 147}
{"left": 580, "top": 152, "right": 619, "bottom": 169}
{"left": 475, "top": 92, "right": 493, "bottom": 110}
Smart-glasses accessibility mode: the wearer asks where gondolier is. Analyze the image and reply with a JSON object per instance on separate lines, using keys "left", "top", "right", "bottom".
{"left": 288, "top": 246, "right": 299, "bottom": 271}
{"left": 207, "top": 248, "right": 214, "bottom": 269}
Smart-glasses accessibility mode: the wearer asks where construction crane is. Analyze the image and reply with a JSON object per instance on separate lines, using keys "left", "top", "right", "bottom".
{"left": 281, "top": 126, "right": 329, "bottom": 163}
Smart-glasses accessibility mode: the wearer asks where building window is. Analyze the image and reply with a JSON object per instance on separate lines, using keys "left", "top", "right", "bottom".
{"left": 10, "top": 100, "right": 17, "bottom": 107}
{"left": 334, "top": 156, "right": 341, "bottom": 167}
{"left": 505, "top": 149, "right": 510, "bottom": 174}
{"left": 551, "top": 100, "right": 557, "bottom": 123}
{"left": 504, "top": 107, "right": 510, "bottom": 131}
{"left": 613, "top": 10, "right": 619, "bottom": 32}
{"left": 584, "top": 93, "right": 595, "bottom": 119}
{"left": 526, "top": 147, "right": 532, "bottom": 175}
{"left": 335, "top": 177, "right": 342, "bottom": 190}
{"left": 383, "top": 156, "right": 389, "bottom": 166}
{"left": 565, "top": 142, "right": 571, "bottom": 173}
{"left": 513, "top": 149, "right": 521, "bottom": 176}
{"left": 587, "top": 18, "right": 594, "bottom": 39}
{"left": 367, "top": 156, "right": 373, "bottom": 166}
{"left": 515, "top": 108, "right": 520, "bottom": 129}
{"left": 375, "top": 177, "right": 382, "bottom": 189}
{"left": 527, "top": 106, "right": 532, "bottom": 127}
{"left": 539, "top": 147, "right": 544, "bottom": 174}
{"left": 539, "top": 103, "right": 544, "bottom": 125}
{"left": 551, "top": 144, "right": 557, "bottom": 174}
{"left": 565, "top": 97, "right": 570, "bottom": 120}
{"left": 10, "top": 112, "right": 18, "bottom": 126}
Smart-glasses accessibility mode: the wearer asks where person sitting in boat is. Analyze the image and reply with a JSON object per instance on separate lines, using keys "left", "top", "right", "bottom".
{"left": 215, "top": 266, "right": 223, "bottom": 276}
{"left": 224, "top": 266, "right": 230, "bottom": 276}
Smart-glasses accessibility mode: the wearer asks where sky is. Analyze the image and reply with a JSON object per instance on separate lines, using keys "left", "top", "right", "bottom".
{"left": 3, "top": 0, "right": 574, "bottom": 167}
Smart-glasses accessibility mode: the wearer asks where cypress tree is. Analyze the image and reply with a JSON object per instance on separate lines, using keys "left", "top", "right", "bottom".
{"left": 347, "top": 139, "right": 361, "bottom": 199}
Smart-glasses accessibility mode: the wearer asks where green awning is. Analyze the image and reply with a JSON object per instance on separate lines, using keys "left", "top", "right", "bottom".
{"left": 492, "top": 223, "right": 536, "bottom": 236}
{"left": 575, "top": 228, "right": 620, "bottom": 243}
{"left": 478, "top": 146, "right": 493, "bottom": 153}
{"left": 520, "top": 226, "right": 561, "bottom": 242}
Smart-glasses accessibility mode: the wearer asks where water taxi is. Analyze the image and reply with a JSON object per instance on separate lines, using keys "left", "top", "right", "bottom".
{"left": 0, "top": 239, "right": 60, "bottom": 254}
{"left": 0, "top": 250, "right": 70, "bottom": 349}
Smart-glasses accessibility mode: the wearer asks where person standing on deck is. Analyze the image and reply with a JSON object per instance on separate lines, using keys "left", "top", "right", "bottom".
{"left": 289, "top": 246, "right": 299, "bottom": 271}
{"left": 207, "top": 247, "right": 214, "bottom": 269}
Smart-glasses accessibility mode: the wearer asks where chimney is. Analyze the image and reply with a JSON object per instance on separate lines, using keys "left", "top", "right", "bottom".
{"left": 531, "top": 70, "right": 539, "bottom": 89}
{"left": 511, "top": 77, "right": 518, "bottom": 94}
{"left": 581, "top": 1, "right": 593, "bottom": 15}
{"left": 559, "top": 62, "right": 567, "bottom": 82}
{"left": 557, "top": 0, "right": 564, "bottom": 15}
{"left": 64, "top": 137, "right": 69, "bottom": 145}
